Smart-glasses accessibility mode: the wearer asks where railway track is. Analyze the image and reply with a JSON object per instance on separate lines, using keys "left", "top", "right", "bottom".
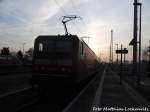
{"left": 15, "top": 96, "right": 41, "bottom": 112}
{"left": 0, "top": 64, "right": 104, "bottom": 112}
{"left": 63, "top": 66, "right": 106, "bottom": 112}
{"left": 0, "top": 87, "right": 38, "bottom": 112}
{"left": 0, "top": 66, "right": 32, "bottom": 75}
{"left": 14, "top": 69, "right": 103, "bottom": 112}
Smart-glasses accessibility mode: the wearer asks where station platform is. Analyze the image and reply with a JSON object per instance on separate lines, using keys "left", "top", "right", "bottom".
{"left": 64, "top": 65, "right": 150, "bottom": 112}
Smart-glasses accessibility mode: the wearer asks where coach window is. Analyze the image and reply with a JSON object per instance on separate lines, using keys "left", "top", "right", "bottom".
{"left": 39, "top": 43, "right": 43, "bottom": 52}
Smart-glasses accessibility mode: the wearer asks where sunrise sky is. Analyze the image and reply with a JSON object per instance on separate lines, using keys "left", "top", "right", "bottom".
{"left": 0, "top": 0, "right": 150, "bottom": 61}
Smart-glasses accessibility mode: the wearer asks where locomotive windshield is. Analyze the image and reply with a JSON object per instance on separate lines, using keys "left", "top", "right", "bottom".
{"left": 33, "top": 38, "right": 74, "bottom": 68}
{"left": 37, "top": 40, "right": 73, "bottom": 53}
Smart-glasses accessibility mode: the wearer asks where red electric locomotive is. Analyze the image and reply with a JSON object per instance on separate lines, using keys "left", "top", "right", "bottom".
{"left": 31, "top": 35, "right": 98, "bottom": 90}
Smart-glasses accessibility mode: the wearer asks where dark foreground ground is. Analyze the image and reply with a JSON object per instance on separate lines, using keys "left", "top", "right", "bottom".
{"left": 0, "top": 64, "right": 150, "bottom": 112}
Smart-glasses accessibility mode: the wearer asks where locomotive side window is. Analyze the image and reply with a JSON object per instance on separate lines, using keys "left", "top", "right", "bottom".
{"left": 81, "top": 42, "right": 84, "bottom": 55}
{"left": 39, "top": 43, "right": 43, "bottom": 52}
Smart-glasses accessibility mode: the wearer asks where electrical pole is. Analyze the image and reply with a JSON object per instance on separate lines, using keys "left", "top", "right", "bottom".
{"left": 124, "top": 48, "right": 126, "bottom": 64}
{"left": 138, "top": 3, "right": 142, "bottom": 85}
{"left": 133, "top": 0, "right": 138, "bottom": 77}
{"left": 120, "top": 44, "right": 123, "bottom": 85}
{"left": 109, "top": 29, "right": 113, "bottom": 63}
{"left": 109, "top": 41, "right": 112, "bottom": 63}
{"left": 115, "top": 44, "right": 119, "bottom": 64}
{"left": 131, "top": 0, "right": 142, "bottom": 85}
{"left": 111, "top": 30, "right": 113, "bottom": 63}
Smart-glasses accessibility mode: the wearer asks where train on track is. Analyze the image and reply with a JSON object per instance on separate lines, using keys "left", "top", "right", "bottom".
{"left": 31, "top": 35, "right": 99, "bottom": 90}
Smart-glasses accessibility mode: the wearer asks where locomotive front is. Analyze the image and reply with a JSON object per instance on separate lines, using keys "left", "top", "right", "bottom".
{"left": 31, "top": 35, "right": 78, "bottom": 89}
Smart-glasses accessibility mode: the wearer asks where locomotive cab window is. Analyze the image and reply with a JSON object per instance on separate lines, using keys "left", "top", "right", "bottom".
{"left": 39, "top": 43, "right": 43, "bottom": 52}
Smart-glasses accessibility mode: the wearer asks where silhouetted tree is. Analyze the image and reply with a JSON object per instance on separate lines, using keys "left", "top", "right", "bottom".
{"left": 1, "top": 47, "right": 10, "bottom": 55}
{"left": 26, "top": 48, "right": 33, "bottom": 56}
{"left": 16, "top": 50, "right": 23, "bottom": 60}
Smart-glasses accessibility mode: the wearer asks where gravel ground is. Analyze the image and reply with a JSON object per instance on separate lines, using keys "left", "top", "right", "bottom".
{"left": 0, "top": 72, "right": 32, "bottom": 95}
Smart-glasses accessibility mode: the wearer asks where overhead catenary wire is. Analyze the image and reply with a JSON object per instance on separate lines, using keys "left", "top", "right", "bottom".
{"left": 54, "top": 0, "right": 67, "bottom": 15}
